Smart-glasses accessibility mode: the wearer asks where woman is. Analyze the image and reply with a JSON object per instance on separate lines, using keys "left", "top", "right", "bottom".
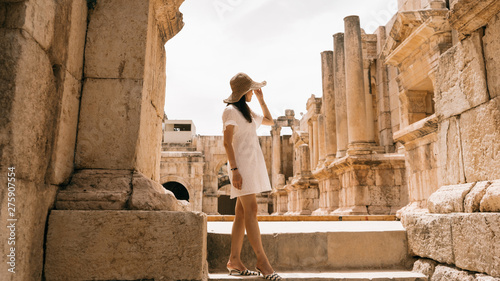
{"left": 222, "top": 72, "right": 281, "bottom": 281}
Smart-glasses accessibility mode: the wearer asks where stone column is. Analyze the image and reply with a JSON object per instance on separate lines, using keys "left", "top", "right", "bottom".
{"left": 312, "top": 115, "right": 320, "bottom": 169}
{"left": 308, "top": 121, "right": 315, "bottom": 169}
{"left": 317, "top": 115, "right": 327, "bottom": 163}
{"left": 271, "top": 125, "right": 282, "bottom": 188}
{"left": 333, "top": 33, "right": 349, "bottom": 158}
{"left": 344, "top": 15, "right": 370, "bottom": 153}
{"left": 321, "top": 51, "right": 337, "bottom": 161}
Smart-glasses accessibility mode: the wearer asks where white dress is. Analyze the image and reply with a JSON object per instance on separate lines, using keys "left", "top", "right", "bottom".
{"left": 222, "top": 105, "right": 272, "bottom": 199}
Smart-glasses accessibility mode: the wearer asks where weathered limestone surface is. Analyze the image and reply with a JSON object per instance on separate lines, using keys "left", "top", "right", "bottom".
{"left": 449, "top": 0, "right": 500, "bottom": 39}
{"left": 435, "top": 30, "right": 489, "bottom": 120}
{"left": 460, "top": 97, "right": 500, "bottom": 183}
{"left": 0, "top": 179, "right": 58, "bottom": 281}
{"left": 0, "top": 29, "right": 57, "bottom": 183}
{"left": 404, "top": 213, "right": 500, "bottom": 278}
{"left": 436, "top": 117, "right": 465, "bottom": 186}
{"left": 452, "top": 213, "right": 500, "bottom": 277}
{"left": 402, "top": 213, "right": 454, "bottom": 264}
{"left": 464, "top": 181, "right": 491, "bottom": 213}
{"left": 84, "top": 0, "right": 149, "bottom": 79}
{"left": 45, "top": 210, "right": 207, "bottom": 281}
{"left": 427, "top": 183, "right": 474, "bottom": 213}
{"left": 480, "top": 180, "right": 500, "bottom": 212}
{"left": 412, "top": 258, "right": 438, "bottom": 279}
{"left": 56, "top": 169, "right": 185, "bottom": 211}
{"left": 75, "top": 78, "right": 143, "bottom": 169}
{"left": 430, "top": 265, "right": 475, "bottom": 281}
{"left": 483, "top": 13, "right": 500, "bottom": 98}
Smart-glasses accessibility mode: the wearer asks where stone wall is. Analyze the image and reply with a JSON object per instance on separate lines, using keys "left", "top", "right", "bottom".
{"left": 398, "top": 1, "right": 500, "bottom": 279}
{"left": 0, "top": 0, "right": 87, "bottom": 279}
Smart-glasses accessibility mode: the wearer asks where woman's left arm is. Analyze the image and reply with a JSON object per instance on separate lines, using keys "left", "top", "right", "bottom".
{"left": 254, "top": 88, "right": 274, "bottom": 126}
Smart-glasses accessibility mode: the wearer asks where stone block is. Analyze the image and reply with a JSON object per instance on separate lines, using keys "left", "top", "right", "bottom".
{"left": 375, "top": 168, "right": 395, "bottom": 186}
{"left": 0, "top": 178, "right": 58, "bottom": 281}
{"left": 84, "top": 0, "right": 149, "bottom": 79}
{"left": 277, "top": 233, "right": 328, "bottom": 270}
{"left": 452, "top": 213, "right": 500, "bottom": 278}
{"left": 460, "top": 97, "right": 500, "bottom": 182}
{"left": 46, "top": 70, "right": 81, "bottom": 185}
{"left": 412, "top": 258, "right": 438, "bottom": 279}
{"left": 430, "top": 265, "right": 475, "bottom": 281}
{"left": 436, "top": 117, "right": 465, "bottom": 187}
{"left": 44, "top": 210, "right": 207, "bottom": 281}
{"left": 0, "top": 29, "right": 58, "bottom": 183}
{"left": 435, "top": 30, "right": 489, "bottom": 119}
{"left": 464, "top": 181, "right": 491, "bottom": 213}
{"left": 480, "top": 180, "right": 500, "bottom": 212}
{"left": 327, "top": 230, "right": 410, "bottom": 270}
{"left": 427, "top": 183, "right": 474, "bottom": 213}
{"left": 55, "top": 169, "right": 132, "bottom": 210}
{"left": 402, "top": 213, "right": 454, "bottom": 264}
{"left": 130, "top": 171, "right": 185, "bottom": 211}
{"left": 3, "top": 0, "right": 56, "bottom": 50}
{"left": 49, "top": 0, "right": 87, "bottom": 79}
{"left": 75, "top": 78, "right": 142, "bottom": 170}
{"left": 484, "top": 13, "right": 500, "bottom": 98}
{"left": 476, "top": 274, "right": 500, "bottom": 281}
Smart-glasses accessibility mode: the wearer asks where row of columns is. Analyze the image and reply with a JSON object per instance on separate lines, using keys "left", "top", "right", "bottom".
{"left": 320, "top": 15, "right": 376, "bottom": 159}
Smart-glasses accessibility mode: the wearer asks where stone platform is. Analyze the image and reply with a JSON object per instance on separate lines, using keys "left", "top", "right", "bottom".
{"left": 44, "top": 210, "right": 207, "bottom": 281}
{"left": 207, "top": 221, "right": 414, "bottom": 274}
{"left": 210, "top": 270, "right": 426, "bottom": 281}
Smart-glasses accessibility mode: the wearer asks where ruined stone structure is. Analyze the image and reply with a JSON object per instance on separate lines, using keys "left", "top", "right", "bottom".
{"left": 267, "top": 0, "right": 500, "bottom": 279}
{"left": 1, "top": 0, "right": 499, "bottom": 280}
{"left": 159, "top": 126, "right": 295, "bottom": 216}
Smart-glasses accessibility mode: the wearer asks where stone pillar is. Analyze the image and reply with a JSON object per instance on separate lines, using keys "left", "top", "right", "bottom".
{"left": 344, "top": 15, "right": 371, "bottom": 153}
{"left": 271, "top": 125, "right": 282, "bottom": 188}
{"left": 333, "top": 33, "right": 349, "bottom": 158}
{"left": 308, "top": 121, "right": 315, "bottom": 169}
{"left": 317, "top": 115, "right": 327, "bottom": 163}
{"left": 364, "top": 67, "right": 376, "bottom": 143}
{"left": 312, "top": 116, "right": 320, "bottom": 169}
{"left": 321, "top": 51, "right": 337, "bottom": 161}
{"left": 55, "top": 0, "right": 186, "bottom": 211}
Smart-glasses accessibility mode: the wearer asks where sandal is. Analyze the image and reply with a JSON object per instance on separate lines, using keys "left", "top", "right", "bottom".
{"left": 256, "top": 268, "right": 282, "bottom": 281}
{"left": 227, "top": 267, "right": 259, "bottom": 276}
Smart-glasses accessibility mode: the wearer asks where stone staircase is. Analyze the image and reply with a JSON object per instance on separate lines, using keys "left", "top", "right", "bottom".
{"left": 207, "top": 220, "right": 427, "bottom": 281}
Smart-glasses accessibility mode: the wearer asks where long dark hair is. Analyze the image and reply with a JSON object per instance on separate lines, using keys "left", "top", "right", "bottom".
{"left": 228, "top": 95, "right": 252, "bottom": 123}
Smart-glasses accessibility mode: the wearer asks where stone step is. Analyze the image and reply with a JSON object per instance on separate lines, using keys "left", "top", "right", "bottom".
{"left": 208, "top": 221, "right": 413, "bottom": 273}
{"left": 209, "top": 270, "right": 427, "bottom": 281}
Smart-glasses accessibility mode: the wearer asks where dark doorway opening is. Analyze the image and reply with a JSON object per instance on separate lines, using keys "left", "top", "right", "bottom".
{"left": 162, "top": 181, "right": 189, "bottom": 201}
{"left": 218, "top": 195, "right": 236, "bottom": 215}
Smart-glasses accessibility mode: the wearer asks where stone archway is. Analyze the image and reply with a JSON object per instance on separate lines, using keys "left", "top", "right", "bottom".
{"left": 162, "top": 181, "right": 190, "bottom": 201}
{"left": 216, "top": 162, "right": 236, "bottom": 215}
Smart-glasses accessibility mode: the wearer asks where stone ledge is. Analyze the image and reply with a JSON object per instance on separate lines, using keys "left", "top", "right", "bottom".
{"left": 449, "top": 0, "right": 500, "bottom": 40}
{"left": 426, "top": 180, "right": 500, "bottom": 214}
{"left": 44, "top": 210, "right": 207, "bottom": 281}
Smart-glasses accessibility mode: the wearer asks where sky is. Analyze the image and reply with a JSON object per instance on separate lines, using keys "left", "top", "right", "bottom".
{"left": 164, "top": 0, "right": 398, "bottom": 136}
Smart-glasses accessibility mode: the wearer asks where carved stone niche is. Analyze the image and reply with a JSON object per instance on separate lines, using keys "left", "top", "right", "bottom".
{"left": 383, "top": 7, "right": 452, "bottom": 129}
{"left": 399, "top": 90, "right": 435, "bottom": 127}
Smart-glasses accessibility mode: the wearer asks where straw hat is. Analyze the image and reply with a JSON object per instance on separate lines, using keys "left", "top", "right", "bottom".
{"left": 223, "top": 72, "right": 267, "bottom": 103}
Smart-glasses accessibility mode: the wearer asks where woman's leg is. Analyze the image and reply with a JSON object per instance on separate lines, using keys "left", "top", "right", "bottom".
{"left": 227, "top": 198, "right": 247, "bottom": 270}
{"left": 238, "top": 194, "right": 275, "bottom": 275}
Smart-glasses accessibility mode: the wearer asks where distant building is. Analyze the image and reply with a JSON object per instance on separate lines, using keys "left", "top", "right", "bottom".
{"left": 162, "top": 120, "right": 196, "bottom": 143}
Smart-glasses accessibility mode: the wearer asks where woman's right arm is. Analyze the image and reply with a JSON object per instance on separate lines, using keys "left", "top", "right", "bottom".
{"left": 223, "top": 125, "right": 242, "bottom": 189}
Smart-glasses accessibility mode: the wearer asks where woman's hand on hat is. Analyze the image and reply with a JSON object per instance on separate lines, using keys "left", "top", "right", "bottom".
{"left": 255, "top": 88, "right": 264, "bottom": 102}
{"left": 232, "top": 169, "right": 243, "bottom": 190}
